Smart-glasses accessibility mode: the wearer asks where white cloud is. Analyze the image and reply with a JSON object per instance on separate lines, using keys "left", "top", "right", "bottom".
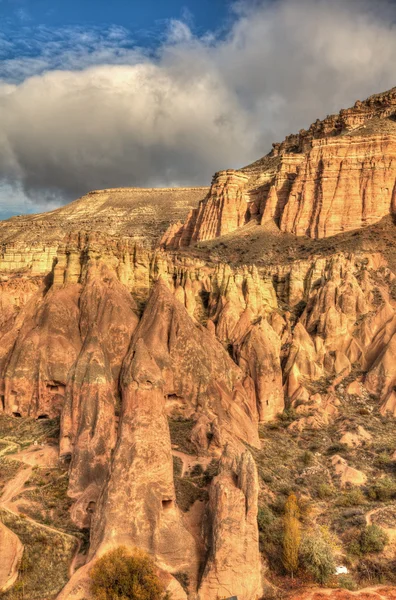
{"left": 1, "top": 0, "right": 396, "bottom": 217}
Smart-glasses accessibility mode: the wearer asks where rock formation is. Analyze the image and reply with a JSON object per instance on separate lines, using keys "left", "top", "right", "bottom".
{"left": 90, "top": 339, "right": 198, "bottom": 589}
{"left": 2, "top": 85, "right": 396, "bottom": 600}
{"left": 199, "top": 447, "right": 263, "bottom": 600}
{"left": 163, "top": 87, "right": 396, "bottom": 247}
{"left": 0, "top": 523, "right": 23, "bottom": 593}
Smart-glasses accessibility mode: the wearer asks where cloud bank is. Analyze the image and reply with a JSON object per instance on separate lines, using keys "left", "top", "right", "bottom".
{"left": 1, "top": 0, "right": 396, "bottom": 215}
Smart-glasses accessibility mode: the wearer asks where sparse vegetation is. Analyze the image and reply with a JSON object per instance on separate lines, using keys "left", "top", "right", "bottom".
{"left": 168, "top": 419, "right": 196, "bottom": 455}
{"left": 174, "top": 477, "right": 207, "bottom": 512}
{"left": 0, "top": 509, "right": 76, "bottom": 600}
{"left": 255, "top": 383, "right": 396, "bottom": 590}
{"left": 17, "top": 467, "right": 75, "bottom": 533}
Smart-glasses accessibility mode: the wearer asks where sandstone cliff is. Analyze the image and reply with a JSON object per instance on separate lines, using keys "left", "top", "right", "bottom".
{"left": 163, "top": 87, "right": 396, "bottom": 246}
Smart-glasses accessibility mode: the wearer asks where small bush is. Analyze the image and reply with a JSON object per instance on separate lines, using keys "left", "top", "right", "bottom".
{"left": 257, "top": 505, "right": 275, "bottom": 533}
{"left": 338, "top": 574, "right": 357, "bottom": 591}
{"left": 300, "top": 451, "right": 314, "bottom": 467}
{"left": 277, "top": 408, "right": 298, "bottom": 425}
{"left": 203, "top": 459, "right": 219, "bottom": 484}
{"left": 189, "top": 464, "right": 204, "bottom": 477}
{"left": 316, "top": 483, "right": 334, "bottom": 500}
{"left": 257, "top": 505, "right": 283, "bottom": 572}
{"left": 374, "top": 453, "right": 393, "bottom": 470}
{"left": 90, "top": 547, "right": 168, "bottom": 600}
{"left": 336, "top": 508, "right": 366, "bottom": 532}
{"left": 326, "top": 443, "right": 348, "bottom": 456}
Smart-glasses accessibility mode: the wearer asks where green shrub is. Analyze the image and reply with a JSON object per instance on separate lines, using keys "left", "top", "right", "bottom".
{"left": 367, "top": 478, "right": 396, "bottom": 501}
{"left": 338, "top": 574, "right": 357, "bottom": 591}
{"left": 325, "top": 443, "right": 349, "bottom": 456}
{"left": 90, "top": 547, "right": 169, "bottom": 600}
{"left": 335, "top": 508, "right": 366, "bottom": 532}
{"left": 316, "top": 483, "right": 334, "bottom": 500}
{"left": 335, "top": 489, "right": 366, "bottom": 507}
{"left": 374, "top": 453, "right": 393, "bottom": 470}
{"left": 300, "top": 532, "right": 336, "bottom": 585}
{"left": 277, "top": 408, "right": 298, "bottom": 425}
{"left": 257, "top": 505, "right": 283, "bottom": 572}
{"left": 257, "top": 505, "right": 275, "bottom": 533}
{"left": 203, "top": 459, "right": 219, "bottom": 484}
{"left": 359, "top": 525, "right": 388, "bottom": 555}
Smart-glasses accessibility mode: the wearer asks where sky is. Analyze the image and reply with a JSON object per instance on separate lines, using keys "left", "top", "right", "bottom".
{"left": 1, "top": 0, "right": 396, "bottom": 219}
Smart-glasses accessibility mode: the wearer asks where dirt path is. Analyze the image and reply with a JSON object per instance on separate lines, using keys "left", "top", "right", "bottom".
{"left": 172, "top": 449, "right": 211, "bottom": 477}
{"left": 366, "top": 506, "right": 383, "bottom": 526}
{"left": 0, "top": 466, "right": 33, "bottom": 506}
{"left": 0, "top": 438, "right": 21, "bottom": 457}
{"left": 290, "top": 585, "right": 396, "bottom": 599}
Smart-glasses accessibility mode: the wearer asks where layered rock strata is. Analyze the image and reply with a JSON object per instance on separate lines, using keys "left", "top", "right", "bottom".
{"left": 163, "top": 87, "right": 396, "bottom": 246}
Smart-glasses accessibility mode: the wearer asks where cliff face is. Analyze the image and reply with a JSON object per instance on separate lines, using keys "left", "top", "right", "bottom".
{"left": 163, "top": 88, "right": 396, "bottom": 247}
{"left": 2, "top": 86, "right": 396, "bottom": 600}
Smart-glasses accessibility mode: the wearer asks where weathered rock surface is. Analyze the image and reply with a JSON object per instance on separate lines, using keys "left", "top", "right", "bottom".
{"left": 0, "top": 522, "right": 23, "bottom": 593}
{"left": 130, "top": 279, "right": 260, "bottom": 450}
{"left": 198, "top": 447, "right": 263, "bottom": 600}
{"left": 331, "top": 455, "right": 367, "bottom": 487}
{"left": 90, "top": 338, "right": 198, "bottom": 575}
{"left": 162, "top": 170, "right": 250, "bottom": 247}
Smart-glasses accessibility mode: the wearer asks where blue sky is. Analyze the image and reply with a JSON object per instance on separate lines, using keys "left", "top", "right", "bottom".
{"left": 1, "top": 0, "right": 234, "bottom": 78}
{"left": 1, "top": 0, "right": 232, "bottom": 33}
{"left": 0, "top": 0, "right": 236, "bottom": 84}
{"left": 1, "top": 0, "right": 396, "bottom": 219}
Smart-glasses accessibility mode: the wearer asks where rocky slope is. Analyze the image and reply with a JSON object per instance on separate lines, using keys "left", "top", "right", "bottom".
{"left": 0, "top": 87, "right": 396, "bottom": 600}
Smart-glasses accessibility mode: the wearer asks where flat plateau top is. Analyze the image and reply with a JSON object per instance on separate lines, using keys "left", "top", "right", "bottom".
{"left": 0, "top": 187, "right": 209, "bottom": 246}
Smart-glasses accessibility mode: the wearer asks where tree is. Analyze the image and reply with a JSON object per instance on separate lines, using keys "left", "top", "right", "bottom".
{"left": 282, "top": 493, "right": 301, "bottom": 578}
{"left": 90, "top": 546, "right": 169, "bottom": 600}
{"left": 300, "top": 532, "right": 336, "bottom": 585}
